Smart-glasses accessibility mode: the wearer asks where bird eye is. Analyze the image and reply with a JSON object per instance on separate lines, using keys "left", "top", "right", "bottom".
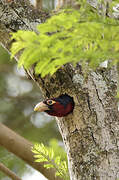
{"left": 47, "top": 100, "right": 55, "bottom": 105}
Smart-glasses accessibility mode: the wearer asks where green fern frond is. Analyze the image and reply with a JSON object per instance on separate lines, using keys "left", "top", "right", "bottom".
{"left": 32, "top": 143, "right": 69, "bottom": 180}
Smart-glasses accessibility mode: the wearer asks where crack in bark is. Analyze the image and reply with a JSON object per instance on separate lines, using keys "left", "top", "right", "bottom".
{"left": 91, "top": 74, "right": 105, "bottom": 109}
{"left": 11, "top": 7, "right": 31, "bottom": 28}
{"left": 86, "top": 93, "right": 91, "bottom": 112}
{"left": 70, "top": 128, "right": 79, "bottom": 134}
{"left": 90, "top": 131, "right": 97, "bottom": 146}
{"left": 95, "top": 87, "right": 105, "bottom": 109}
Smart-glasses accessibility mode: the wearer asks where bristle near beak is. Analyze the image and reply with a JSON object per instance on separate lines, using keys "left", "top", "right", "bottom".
{"left": 34, "top": 102, "right": 49, "bottom": 112}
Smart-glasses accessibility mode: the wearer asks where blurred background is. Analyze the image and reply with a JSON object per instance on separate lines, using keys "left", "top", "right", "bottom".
{"left": 0, "top": 1, "right": 64, "bottom": 179}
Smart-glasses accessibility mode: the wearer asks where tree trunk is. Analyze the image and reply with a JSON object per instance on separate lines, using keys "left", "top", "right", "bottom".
{"left": 32, "top": 64, "right": 119, "bottom": 180}
{"left": 0, "top": 1, "right": 119, "bottom": 180}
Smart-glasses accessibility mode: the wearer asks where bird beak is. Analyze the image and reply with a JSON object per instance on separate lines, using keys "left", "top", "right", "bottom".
{"left": 34, "top": 102, "right": 49, "bottom": 112}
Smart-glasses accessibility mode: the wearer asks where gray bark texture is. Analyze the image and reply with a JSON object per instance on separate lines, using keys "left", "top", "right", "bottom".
{"left": 0, "top": 0, "right": 119, "bottom": 180}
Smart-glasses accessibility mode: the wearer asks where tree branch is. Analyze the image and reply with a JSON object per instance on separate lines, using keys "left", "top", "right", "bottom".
{"left": 0, "top": 122, "right": 61, "bottom": 180}
{"left": 0, "top": 162, "right": 21, "bottom": 180}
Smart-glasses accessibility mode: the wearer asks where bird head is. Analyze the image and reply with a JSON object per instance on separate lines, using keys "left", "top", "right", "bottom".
{"left": 34, "top": 93, "right": 75, "bottom": 117}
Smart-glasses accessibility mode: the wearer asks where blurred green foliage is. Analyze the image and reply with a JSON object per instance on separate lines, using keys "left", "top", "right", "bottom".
{"left": 0, "top": 147, "right": 27, "bottom": 178}
{"left": 0, "top": 0, "right": 70, "bottom": 178}
{"left": 0, "top": 46, "right": 11, "bottom": 64}
{"left": 49, "top": 139, "right": 67, "bottom": 161}
{"left": 0, "top": 44, "right": 62, "bottom": 179}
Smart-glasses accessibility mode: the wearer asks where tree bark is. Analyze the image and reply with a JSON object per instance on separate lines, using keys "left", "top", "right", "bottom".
{"left": 0, "top": 1, "right": 119, "bottom": 180}
{"left": 32, "top": 64, "right": 119, "bottom": 180}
